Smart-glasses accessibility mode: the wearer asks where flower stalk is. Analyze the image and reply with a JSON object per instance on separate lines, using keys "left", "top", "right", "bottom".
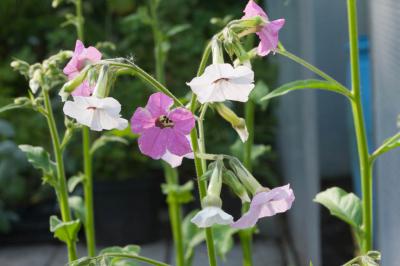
{"left": 43, "top": 87, "right": 78, "bottom": 262}
{"left": 74, "top": 0, "right": 96, "bottom": 256}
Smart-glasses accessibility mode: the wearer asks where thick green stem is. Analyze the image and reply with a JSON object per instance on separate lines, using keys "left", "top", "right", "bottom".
{"left": 43, "top": 89, "right": 77, "bottom": 262}
{"left": 347, "top": 0, "right": 372, "bottom": 252}
{"left": 240, "top": 100, "right": 255, "bottom": 266}
{"left": 163, "top": 164, "right": 185, "bottom": 266}
{"left": 74, "top": 0, "right": 96, "bottom": 256}
{"left": 189, "top": 45, "right": 217, "bottom": 266}
{"left": 83, "top": 127, "right": 96, "bottom": 256}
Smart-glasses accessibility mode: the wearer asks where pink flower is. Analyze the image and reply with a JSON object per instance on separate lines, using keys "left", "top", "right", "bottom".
{"left": 242, "top": 0, "right": 285, "bottom": 57}
{"left": 63, "top": 40, "right": 102, "bottom": 97}
{"left": 131, "top": 92, "right": 195, "bottom": 168}
{"left": 231, "top": 184, "right": 294, "bottom": 228}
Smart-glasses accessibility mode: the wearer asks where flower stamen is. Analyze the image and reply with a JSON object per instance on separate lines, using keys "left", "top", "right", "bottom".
{"left": 155, "top": 115, "right": 174, "bottom": 129}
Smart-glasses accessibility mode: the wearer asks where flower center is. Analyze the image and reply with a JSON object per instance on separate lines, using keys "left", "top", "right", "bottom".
{"left": 86, "top": 106, "right": 97, "bottom": 110}
{"left": 213, "top": 77, "right": 229, "bottom": 84}
{"left": 155, "top": 115, "right": 174, "bottom": 129}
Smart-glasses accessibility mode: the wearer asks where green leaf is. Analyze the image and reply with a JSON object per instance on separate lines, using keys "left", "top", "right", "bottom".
{"left": 261, "top": 79, "right": 351, "bottom": 101}
{"left": 161, "top": 181, "right": 194, "bottom": 204}
{"left": 68, "top": 256, "right": 93, "bottom": 266}
{"left": 166, "top": 24, "right": 191, "bottom": 37}
{"left": 68, "top": 174, "right": 85, "bottom": 192}
{"left": 314, "top": 187, "right": 362, "bottom": 229}
{"left": 49, "top": 215, "right": 81, "bottom": 244}
{"left": 212, "top": 225, "right": 239, "bottom": 261}
{"left": 250, "top": 80, "right": 270, "bottom": 110}
{"left": 90, "top": 135, "right": 128, "bottom": 155}
{"left": 100, "top": 245, "right": 141, "bottom": 266}
{"left": 69, "top": 196, "right": 85, "bottom": 224}
{"left": 19, "top": 145, "right": 56, "bottom": 186}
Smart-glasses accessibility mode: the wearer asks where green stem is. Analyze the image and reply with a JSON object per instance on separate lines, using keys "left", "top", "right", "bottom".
{"left": 83, "top": 127, "right": 96, "bottom": 256}
{"left": 163, "top": 164, "right": 185, "bottom": 266}
{"left": 43, "top": 89, "right": 77, "bottom": 262}
{"left": 189, "top": 45, "right": 217, "bottom": 266}
{"left": 347, "top": 0, "right": 372, "bottom": 252}
{"left": 148, "top": 3, "right": 185, "bottom": 263}
{"left": 239, "top": 100, "right": 255, "bottom": 266}
{"left": 74, "top": 0, "right": 96, "bottom": 256}
{"left": 276, "top": 49, "right": 348, "bottom": 92}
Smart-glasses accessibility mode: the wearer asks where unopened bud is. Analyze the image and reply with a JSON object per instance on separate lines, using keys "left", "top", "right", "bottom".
{"left": 14, "top": 97, "right": 30, "bottom": 105}
{"left": 228, "top": 157, "right": 262, "bottom": 196}
{"left": 92, "top": 65, "right": 110, "bottom": 98}
{"left": 214, "top": 103, "right": 249, "bottom": 142}
{"left": 223, "top": 169, "right": 250, "bottom": 203}
{"left": 29, "top": 69, "right": 42, "bottom": 94}
{"left": 59, "top": 65, "right": 90, "bottom": 101}
{"left": 211, "top": 37, "right": 224, "bottom": 64}
{"left": 207, "top": 160, "right": 224, "bottom": 198}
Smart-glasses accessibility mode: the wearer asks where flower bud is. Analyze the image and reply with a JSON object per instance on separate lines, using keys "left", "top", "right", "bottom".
{"left": 59, "top": 65, "right": 90, "bottom": 101}
{"left": 92, "top": 65, "right": 110, "bottom": 98}
{"left": 228, "top": 157, "right": 262, "bottom": 196}
{"left": 223, "top": 169, "right": 250, "bottom": 203}
{"left": 206, "top": 159, "right": 224, "bottom": 198}
{"left": 214, "top": 103, "right": 249, "bottom": 142}
{"left": 29, "top": 69, "right": 42, "bottom": 93}
{"left": 211, "top": 37, "right": 224, "bottom": 64}
{"left": 14, "top": 97, "right": 31, "bottom": 106}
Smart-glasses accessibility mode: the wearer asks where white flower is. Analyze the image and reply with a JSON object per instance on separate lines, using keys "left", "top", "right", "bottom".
{"left": 63, "top": 96, "right": 128, "bottom": 131}
{"left": 187, "top": 63, "right": 254, "bottom": 104}
{"left": 190, "top": 206, "right": 234, "bottom": 228}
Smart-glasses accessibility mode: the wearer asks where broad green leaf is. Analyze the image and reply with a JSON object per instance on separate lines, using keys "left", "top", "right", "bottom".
{"left": 212, "top": 225, "right": 239, "bottom": 261}
{"left": 49, "top": 215, "right": 81, "bottom": 244}
{"left": 68, "top": 257, "right": 93, "bottom": 266}
{"left": 161, "top": 181, "right": 194, "bottom": 204}
{"left": 68, "top": 174, "right": 85, "bottom": 192}
{"left": 19, "top": 145, "right": 56, "bottom": 186}
{"left": 100, "top": 245, "right": 141, "bottom": 266}
{"left": 261, "top": 79, "right": 351, "bottom": 102}
{"left": 166, "top": 24, "right": 190, "bottom": 37}
{"left": 314, "top": 187, "right": 362, "bottom": 229}
{"left": 90, "top": 135, "right": 128, "bottom": 155}
{"left": 250, "top": 80, "right": 270, "bottom": 110}
{"left": 69, "top": 196, "right": 85, "bottom": 224}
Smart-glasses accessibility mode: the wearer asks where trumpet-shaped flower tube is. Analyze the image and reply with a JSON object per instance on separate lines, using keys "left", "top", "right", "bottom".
{"left": 130, "top": 92, "right": 195, "bottom": 167}
{"left": 187, "top": 63, "right": 254, "bottom": 104}
{"left": 63, "top": 96, "right": 128, "bottom": 131}
{"left": 231, "top": 184, "right": 295, "bottom": 228}
{"left": 242, "top": 0, "right": 285, "bottom": 56}
{"left": 191, "top": 206, "right": 234, "bottom": 228}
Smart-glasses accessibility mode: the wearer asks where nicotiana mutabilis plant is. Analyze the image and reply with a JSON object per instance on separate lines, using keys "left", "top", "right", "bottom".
{"left": 2, "top": 0, "right": 389, "bottom": 265}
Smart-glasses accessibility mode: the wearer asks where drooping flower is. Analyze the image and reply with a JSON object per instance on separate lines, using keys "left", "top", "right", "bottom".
{"left": 130, "top": 92, "right": 195, "bottom": 167}
{"left": 187, "top": 63, "right": 254, "bottom": 104}
{"left": 191, "top": 206, "right": 234, "bottom": 228}
{"left": 63, "top": 96, "right": 128, "bottom": 131}
{"left": 242, "top": 0, "right": 285, "bottom": 56}
{"left": 231, "top": 184, "right": 295, "bottom": 229}
{"left": 63, "top": 40, "right": 102, "bottom": 97}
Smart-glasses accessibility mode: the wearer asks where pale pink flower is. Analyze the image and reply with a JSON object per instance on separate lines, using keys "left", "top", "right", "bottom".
{"left": 63, "top": 40, "right": 102, "bottom": 97}
{"left": 231, "top": 184, "right": 295, "bottom": 228}
{"left": 191, "top": 206, "right": 234, "bottom": 228}
{"left": 130, "top": 92, "right": 195, "bottom": 167}
{"left": 242, "top": 0, "right": 285, "bottom": 56}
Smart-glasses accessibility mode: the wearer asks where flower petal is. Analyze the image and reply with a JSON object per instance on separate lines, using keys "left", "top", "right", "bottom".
{"left": 168, "top": 108, "right": 195, "bottom": 134}
{"left": 146, "top": 92, "right": 174, "bottom": 117}
{"left": 138, "top": 127, "right": 169, "bottom": 159}
{"left": 242, "top": 0, "right": 268, "bottom": 19}
{"left": 71, "top": 80, "right": 93, "bottom": 97}
{"left": 161, "top": 150, "right": 184, "bottom": 168}
{"left": 131, "top": 107, "right": 155, "bottom": 134}
{"left": 257, "top": 19, "right": 285, "bottom": 56}
{"left": 167, "top": 129, "right": 192, "bottom": 156}
{"left": 231, "top": 184, "right": 294, "bottom": 228}
{"left": 191, "top": 207, "right": 233, "bottom": 228}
